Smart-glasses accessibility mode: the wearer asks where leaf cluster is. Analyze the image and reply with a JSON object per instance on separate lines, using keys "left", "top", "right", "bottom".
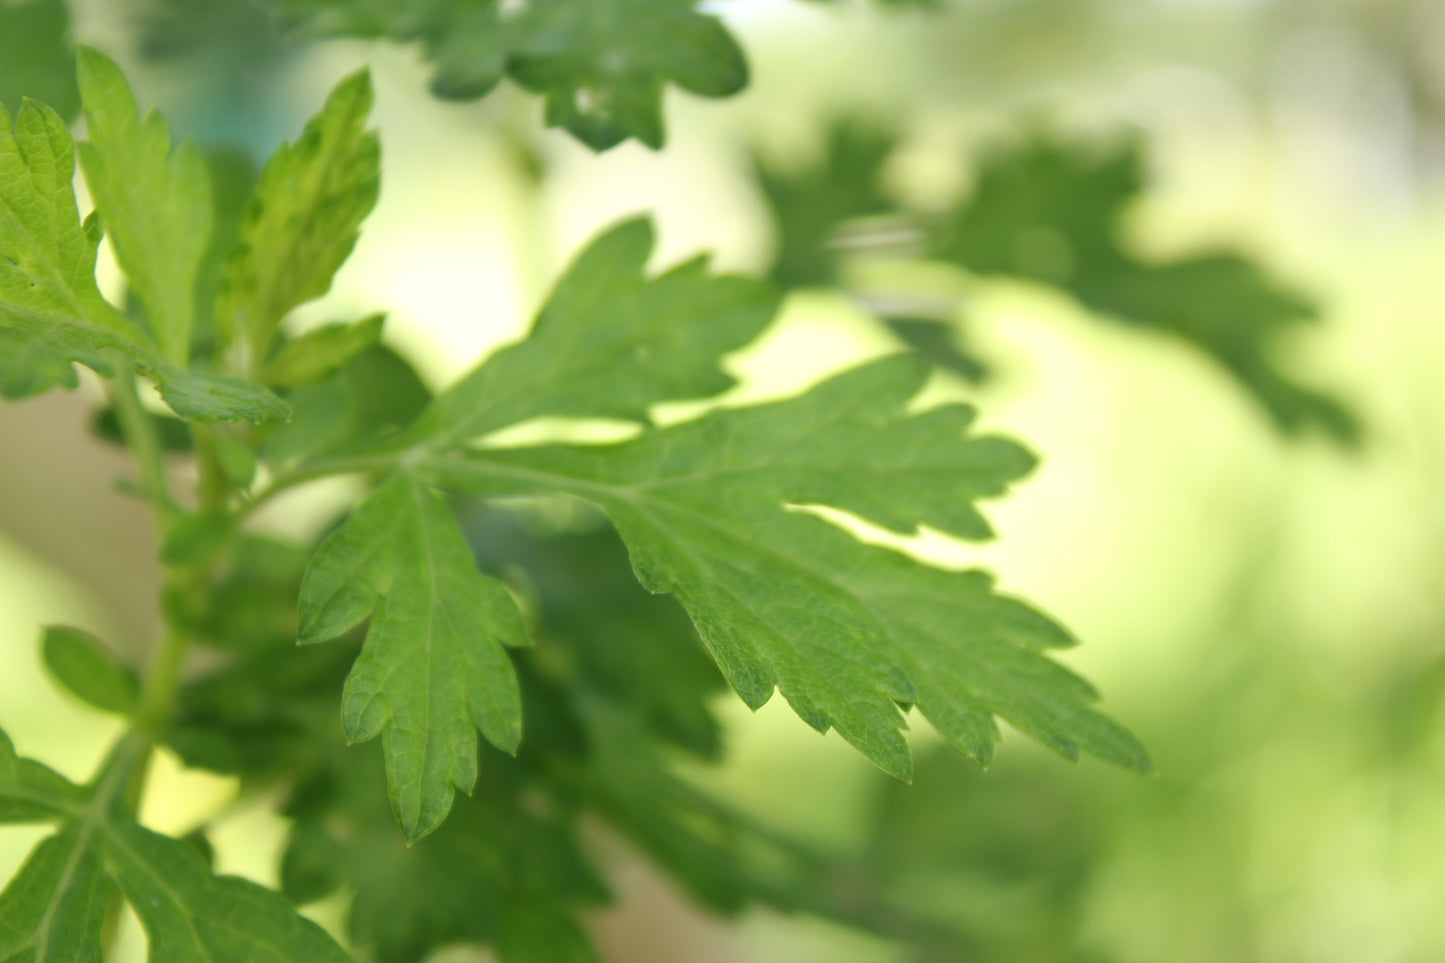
{"left": 0, "top": 17, "right": 1157, "bottom": 963}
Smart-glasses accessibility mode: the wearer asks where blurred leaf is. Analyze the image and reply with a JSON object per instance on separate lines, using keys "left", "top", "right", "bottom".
{"left": 933, "top": 134, "right": 1357, "bottom": 441}
{"left": 273, "top": 0, "right": 747, "bottom": 150}
{"left": 883, "top": 315, "right": 989, "bottom": 382}
{"left": 265, "top": 342, "right": 432, "bottom": 463}
{"left": 411, "top": 218, "right": 778, "bottom": 449}
{"left": 466, "top": 507, "right": 726, "bottom": 759}
{"left": 298, "top": 471, "right": 528, "bottom": 842}
{"left": 40, "top": 625, "right": 140, "bottom": 716}
{"left": 0, "top": 825, "right": 114, "bottom": 962}
{"left": 0, "top": 0, "right": 79, "bottom": 122}
{"left": 276, "top": 704, "right": 605, "bottom": 963}
{"left": 148, "top": 365, "right": 291, "bottom": 423}
{"left": 262, "top": 313, "right": 385, "bottom": 387}
{"left": 426, "top": 357, "right": 1149, "bottom": 778}
{"left": 77, "top": 46, "right": 212, "bottom": 364}
{"left": 215, "top": 68, "right": 379, "bottom": 368}
{"left": 756, "top": 121, "right": 899, "bottom": 288}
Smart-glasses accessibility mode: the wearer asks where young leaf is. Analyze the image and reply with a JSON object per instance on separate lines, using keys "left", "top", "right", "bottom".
{"left": 76, "top": 46, "right": 212, "bottom": 364}
{"left": 411, "top": 218, "right": 777, "bottom": 450}
{"left": 216, "top": 69, "right": 379, "bottom": 371}
{"left": 0, "top": 98, "right": 141, "bottom": 356}
{"left": 299, "top": 472, "right": 527, "bottom": 842}
{"left": 424, "top": 357, "right": 1150, "bottom": 777}
{"left": 0, "top": 97, "right": 290, "bottom": 423}
{"left": 262, "top": 313, "right": 385, "bottom": 387}
{"left": 40, "top": 626, "right": 140, "bottom": 716}
{"left": 276, "top": 0, "right": 747, "bottom": 150}
{"left": 148, "top": 364, "right": 292, "bottom": 424}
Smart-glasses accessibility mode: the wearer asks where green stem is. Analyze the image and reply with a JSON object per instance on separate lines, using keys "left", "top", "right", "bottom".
{"left": 106, "top": 353, "right": 173, "bottom": 515}
{"left": 237, "top": 450, "right": 401, "bottom": 521}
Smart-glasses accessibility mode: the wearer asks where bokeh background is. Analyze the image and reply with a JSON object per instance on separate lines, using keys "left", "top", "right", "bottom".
{"left": 2, "top": 0, "right": 1443, "bottom": 960}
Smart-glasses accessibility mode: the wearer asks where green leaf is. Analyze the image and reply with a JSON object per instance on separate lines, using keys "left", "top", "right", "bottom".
{"left": 0, "top": 826, "right": 114, "bottom": 963}
{"left": 76, "top": 46, "right": 212, "bottom": 364}
{"left": 101, "top": 818, "right": 351, "bottom": 962}
{"left": 467, "top": 507, "right": 726, "bottom": 759}
{"left": 148, "top": 364, "right": 292, "bottom": 423}
{"left": 265, "top": 342, "right": 432, "bottom": 465}
{"left": 411, "top": 218, "right": 777, "bottom": 449}
{"left": 0, "top": 730, "right": 85, "bottom": 824}
{"left": 932, "top": 134, "right": 1356, "bottom": 442}
{"left": 216, "top": 68, "right": 379, "bottom": 370}
{"left": 0, "top": 95, "right": 289, "bottom": 423}
{"left": 262, "top": 313, "right": 386, "bottom": 387}
{"left": 424, "top": 357, "right": 1149, "bottom": 777}
{"left": 40, "top": 626, "right": 139, "bottom": 716}
{"left": 280, "top": 740, "right": 605, "bottom": 963}
{"left": 0, "top": 0, "right": 80, "bottom": 123}
{"left": 756, "top": 121, "right": 899, "bottom": 289}
{"left": 276, "top": 0, "right": 747, "bottom": 150}
{"left": 0, "top": 728, "right": 352, "bottom": 962}
{"left": 299, "top": 472, "right": 527, "bottom": 842}
{"left": 0, "top": 98, "right": 139, "bottom": 353}
{"left": 494, "top": 904, "right": 600, "bottom": 963}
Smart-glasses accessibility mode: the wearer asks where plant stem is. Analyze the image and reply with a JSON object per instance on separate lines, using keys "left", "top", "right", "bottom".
{"left": 106, "top": 352, "right": 173, "bottom": 515}
{"left": 237, "top": 450, "right": 401, "bottom": 521}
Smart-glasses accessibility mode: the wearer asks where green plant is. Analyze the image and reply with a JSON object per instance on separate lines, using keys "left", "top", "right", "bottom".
{"left": 0, "top": 2, "right": 1352, "bottom": 959}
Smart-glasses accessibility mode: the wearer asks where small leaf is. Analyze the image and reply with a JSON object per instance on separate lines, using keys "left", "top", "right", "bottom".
{"left": 40, "top": 625, "right": 140, "bottom": 716}
{"left": 299, "top": 472, "right": 527, "bottom": 842}
{"left": 77, "top": 45, "right": 212, "bottom": 363}
{"left": 216, "top": 68, "right": 379, "bottom": 368}
{"left": 0, "top": 97, "right": 143, "bottom": 394}
{"left": 262, "top": 313, "right": 385, "bottom": 388}
{"left": 0, "top": 825, "right": 114, "bottom": 962}
{"left": 150, "top": 365, "right": 291, "bottom": 424}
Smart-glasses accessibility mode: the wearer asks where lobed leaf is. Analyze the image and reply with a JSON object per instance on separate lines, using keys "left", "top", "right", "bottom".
{"left": 76, "top": 46, "right": 212, "bottom": 364}
{"left": 932, "top": 135, "right": 1357, "bottom": 441}
{"left": 215, "top": 68, "right": 379, "bottom": 371}
{"left": 411, "top": 218, "right": 777, "bottom": 450}
{"left": 423, "top": 357, "right": 1149, "bottom": 778}
{"left": 0, "top": 729, "right": 351, "bottom": 962}
{"left": 275, "top": 0, "right": 747, "bottom": 150}
{"left": 0, "top": 93, "right": 288, "bottom": 423}
{"left": 299, "top": 472, "right": 527, "bottom": 842}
